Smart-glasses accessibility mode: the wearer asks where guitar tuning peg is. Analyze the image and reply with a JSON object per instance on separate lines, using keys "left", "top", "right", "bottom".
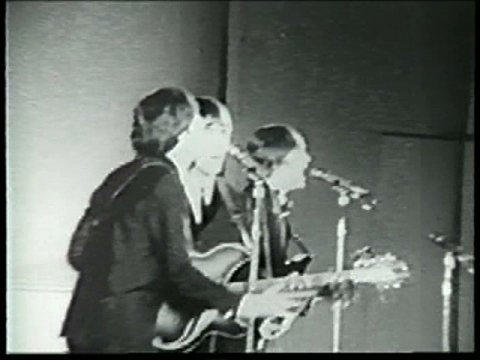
{"left": 351, "top": 246, "right": 375, "bottom": 261}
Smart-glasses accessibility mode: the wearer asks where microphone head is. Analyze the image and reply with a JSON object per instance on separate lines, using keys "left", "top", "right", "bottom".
{"left": 227, "top": 144, "right": 242, "bottom": 157}
{"left": 228, "top": 144, "right": 266, "bottom": 181}
{"left": 309, "top": 167, "right": 378, "bottom": 210}
{"left": 428, "top": 233, "right": 462, "bottom": 252}
{"left": 309, "top": 167, "right": 328, "bottom": 178}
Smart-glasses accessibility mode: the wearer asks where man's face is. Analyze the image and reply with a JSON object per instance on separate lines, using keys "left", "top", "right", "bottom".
{"left": 191, "top": 116, "right": 232, "bottom": 176}
{"left": 171, "top": 112, "right": 232, "bottom": 177}
{"left": 267, "top": 145, "right": 312, "bottom": 193}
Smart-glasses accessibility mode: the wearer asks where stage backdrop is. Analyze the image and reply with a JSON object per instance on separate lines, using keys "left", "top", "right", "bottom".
{"left": 225, "top": 1, "right": 474, "bottom": 352}
{"left": 6, "top": 1, "right": 228, "bottom": 352}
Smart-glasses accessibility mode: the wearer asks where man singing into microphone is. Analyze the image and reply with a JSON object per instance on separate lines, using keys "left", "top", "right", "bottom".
{"left": 191, "top": 123, "right": 354, "bottom": 352}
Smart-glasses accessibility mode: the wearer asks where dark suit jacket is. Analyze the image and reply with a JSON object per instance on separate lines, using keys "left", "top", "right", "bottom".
{"left": 189, "top": 157, "right": 310, "bottom": 353}
{"left": 61, "top": 156, "right": 241, "bottom": 352}
{"left": 192, "top": 154, "right": 298, "bottom": 278}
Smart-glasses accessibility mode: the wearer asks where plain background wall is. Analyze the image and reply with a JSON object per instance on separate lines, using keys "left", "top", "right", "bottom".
{"left": 6, "top": 1, "right": 227, "bottom": 352}
{"left": 226, "top": 1, "right": 474, "bottom": 352}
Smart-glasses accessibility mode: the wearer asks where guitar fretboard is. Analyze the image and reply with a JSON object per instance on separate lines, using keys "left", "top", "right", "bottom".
{"left": 227, "top": 269, "right": 360, "bottom": 294}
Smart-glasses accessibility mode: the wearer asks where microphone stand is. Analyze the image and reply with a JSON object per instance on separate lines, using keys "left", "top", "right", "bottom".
{"left": 309, "top": 168, "right": 377, "bottom": 353}
{"left": 228, "top": 146, "right": 269, "bottom": 353}
{"left": 246, "top": 173, "right": 267, "bottom": 353}
{"left": 332, "top": 192, "right": 350, "bottom": 353}
{"left": 429, "top": 234, "right": 474, "bottom": 352}
{"left": 441, "top": 250, "right": 456, "bottom": 353}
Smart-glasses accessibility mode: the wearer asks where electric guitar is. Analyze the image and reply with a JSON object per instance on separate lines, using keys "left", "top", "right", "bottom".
{"left": 152, "top": 243, "right": 410, "bottom": 352}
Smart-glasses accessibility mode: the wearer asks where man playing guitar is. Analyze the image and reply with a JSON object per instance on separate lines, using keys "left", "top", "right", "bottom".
{"left": 61, "top": 88, "right": 316, "bottom": 353}
{"left": 173, "top": 118, "right": 355, "bottom": 352}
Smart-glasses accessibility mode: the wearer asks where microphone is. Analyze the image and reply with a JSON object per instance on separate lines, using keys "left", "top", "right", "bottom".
{"left": 428, "top": 233, "right": 474, "bottom": 274}
{"left": 228, "top": 145, "right": 255, "bottom": 169}
{"left": 428, "top": 233, "right": 462, "bottom": 253}
{"left": 228, "top": 145, "right": 266, "bottom": 182}
{"left": 309, "top": 167, "right": 378, "bottom": 210}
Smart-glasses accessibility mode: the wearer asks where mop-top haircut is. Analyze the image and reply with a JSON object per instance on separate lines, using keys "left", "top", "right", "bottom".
{"left": 195, "top": 96, "right": 233, "bottom": 134}
{"left": 246, "top": 124, "right": 307, "bottom": 169}
{"left": 130, "top": 87, "right": 199, "bottom": 156}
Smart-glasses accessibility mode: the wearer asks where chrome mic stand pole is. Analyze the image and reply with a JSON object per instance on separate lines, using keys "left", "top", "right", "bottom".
{"left": 429, "top": 233, "right": 475, "bottom": 352}
{"left": 227, "top": 145, "right": 268, "bottom": 353}
{"left": 245, "top": 176, "right": 266, "bottom": 353}
{"left": 441, "top": 251, "right": 456, "bottom": 352}
{"left": 332, "top": 192, "right": 350, "bottom": 353}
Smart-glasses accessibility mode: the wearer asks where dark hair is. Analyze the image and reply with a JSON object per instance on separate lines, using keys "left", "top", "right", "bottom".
{"left": 246, "top": 125, "right": 302, "bottom": 169}
{"left": 139, "top": 88, "right": 191, "bottom": 122}
{"left": 131, "top": 87, "right": 195, "bottom": 156}
{"left": 196, "top": 97, "right": 220, "bottom": 119}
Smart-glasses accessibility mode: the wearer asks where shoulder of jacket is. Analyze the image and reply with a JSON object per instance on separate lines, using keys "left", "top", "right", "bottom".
{"left": 115, "top": 159, "right": 175, "bottom": 194}
{"left": 130, "top": 161, "right": 176, "bottom": 190}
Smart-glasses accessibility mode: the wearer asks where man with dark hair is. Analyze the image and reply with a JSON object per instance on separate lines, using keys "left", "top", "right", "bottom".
{"left": 60, "top": 88, "right": 314, "bottom": 353}
{"left": 195, "top": 124, "right": 315, "bottom": 278}
{"left": 191, "top": 124, "right": 354, "bottom": 352}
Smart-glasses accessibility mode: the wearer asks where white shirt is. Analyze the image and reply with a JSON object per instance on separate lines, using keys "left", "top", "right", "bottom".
{"left": 167, "top": 148, "right": 216, "bottom": 225}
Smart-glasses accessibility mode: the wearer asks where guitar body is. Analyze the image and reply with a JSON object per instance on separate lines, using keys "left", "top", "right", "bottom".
{"left": 153, "top": 243, "right": 250, "bottom": 352}
{"left": 152, "top": 242, "right": 314, "bottom": 352}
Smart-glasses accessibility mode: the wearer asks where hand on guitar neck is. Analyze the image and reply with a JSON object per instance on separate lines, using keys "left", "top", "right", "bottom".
{"left": 258, "top": 273, "right": 355, "bottom": 341}
{"left": 152, "top": 245, "right": 410, "bottom": 351}
{"left": 236, "top": 272, "right": 319, "bottom": 323}
{"left": 239, "top": 267, "right": 356, "bottom": 325}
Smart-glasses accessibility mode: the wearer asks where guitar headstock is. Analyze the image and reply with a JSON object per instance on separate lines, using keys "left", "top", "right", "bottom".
{"left": 351, "top": 249, "right": 411, "bottom": 290}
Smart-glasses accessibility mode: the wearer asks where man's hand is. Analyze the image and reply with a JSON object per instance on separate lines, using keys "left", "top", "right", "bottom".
{"left": 325, "top": 279, "right": 356, "bottom": 308}
{"left": 236, "top": 274, "right": 317, "bottom": 322}
{"left": 298, "top": 278, "right": 356, "bottom": 316}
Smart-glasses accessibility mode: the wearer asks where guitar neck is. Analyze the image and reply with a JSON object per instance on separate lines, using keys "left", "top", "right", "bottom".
{"left": 227, "top": 269, "right": 357, "bottom": 294}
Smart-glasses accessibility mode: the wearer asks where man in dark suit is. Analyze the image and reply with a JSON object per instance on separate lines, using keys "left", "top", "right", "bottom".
{"left": 190, "top": 124, "right": 355, "bottom": 352}
{"left": 60, "top": 87, "right": 315, "bottom": 353}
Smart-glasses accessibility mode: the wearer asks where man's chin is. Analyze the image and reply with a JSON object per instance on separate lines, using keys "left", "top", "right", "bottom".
{"left": 197, "top": 163, "right": 223, "bottom": 176}
{"left": 290, "top": 180, "right": 307, "bottom": 192}
{"left": 195, "top": 166, "right": 217, "bottom": 178}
